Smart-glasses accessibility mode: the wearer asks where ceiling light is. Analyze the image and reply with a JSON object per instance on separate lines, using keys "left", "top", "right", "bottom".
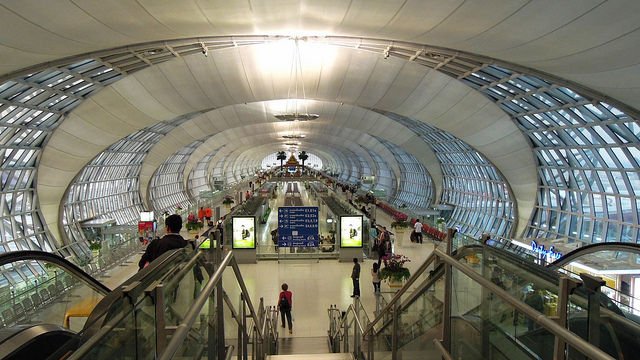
{"left": 143, "top": 48, "right": 164, "bottom": 56}
{"left": 275, "top": 113, "right": 319, "bottom": 122}
{"left": 274, "top": 39, "right": 318, "bottom": 124}
{"left": 283, "top": 134, "right": 306, "bottom": 139}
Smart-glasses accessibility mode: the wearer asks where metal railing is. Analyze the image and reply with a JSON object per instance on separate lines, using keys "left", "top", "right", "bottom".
{"left": 328, "top": 299, "right": 369, "bottom": 357}
{"left": 159, "top": 249, "right": 278, "bottom": 360}
{"left": 0, "top": 234, "right": 139, "bottom": 320}
{"left": 329, "top": 233, "right": 619, "bottom": 360}
{"left": 66, "top": 234, "right": 278, "bottom": 360}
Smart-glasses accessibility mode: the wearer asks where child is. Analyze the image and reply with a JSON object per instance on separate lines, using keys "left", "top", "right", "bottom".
{"left": 372, "top": 262, "right": 381, "bottom": 293}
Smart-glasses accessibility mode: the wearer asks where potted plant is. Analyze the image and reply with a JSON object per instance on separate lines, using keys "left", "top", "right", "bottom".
{"left": 379, "top": 254, "right": 411, "bottom": 288}
{"left": 222, "top": 195, "right": 235, "bottom": 208}
{"left": 390, "top": 220, "right": 409, "bottom": 229}
{"left": 89, "top": 241, "right": 102, "bottom": 251}
{"left": 436, "top": 217, "right": 446, "bottom": 231}
{"left": 391, "top": 219, "right": 409, "bottom": 238}
{"left": 185, "top": 220, "right": 204, "bottom": 233}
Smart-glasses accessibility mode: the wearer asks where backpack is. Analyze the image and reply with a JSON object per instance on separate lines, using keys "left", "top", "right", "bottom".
{"left": 279, "top": 293, "right": 290, "bottom": 310}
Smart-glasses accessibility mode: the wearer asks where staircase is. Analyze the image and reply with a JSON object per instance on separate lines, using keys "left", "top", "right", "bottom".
{"left": 267, "top": 354, "right": 352, "bottom": 359}
{"left": 267, "top": 336, "right": 353, "bottom": 359}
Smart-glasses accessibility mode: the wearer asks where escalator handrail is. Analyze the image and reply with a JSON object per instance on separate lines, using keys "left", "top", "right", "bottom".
{"left": 80, "top": 248, "right": 193, "bottom": 339}
{"left": 433, "top": 339, "right": 453, "bottom": 360}
{"left": 0, "top": 250, "right": 111, "bottom": 295}
{"left": 449, "top": 245, "right": 640, "bottom": 340}
{"left": 0, "top": 324, "right": 78, "bottom": 359}
{"left": 434, "top": 248, "right": 615, "bottom": 360}
{"left": 68, "top": 248, "right": 202, "bottom": 359}
{"left": 482, "top": 245, "right": 629, "bottom": 317}
{"left": 550, "top": 242, "right": 640, "bottom": 268}
{"left": 329, "top": 301, "right": 367, "bottom": 347}
{"left": 368, "top": 246, "right": 480, "bottom": 335}
{"left": 365, "top": 251, "right": 439, "bottom": 334}
{"left": 160, "top": 251, "right": 264, "bottom": 360}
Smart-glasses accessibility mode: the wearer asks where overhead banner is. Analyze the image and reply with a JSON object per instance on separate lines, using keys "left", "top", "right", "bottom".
{"left": 232, "top": 216, "right": 256, "bottom": 249}
{"left": 278, "top": 206, "right": 319, "bottom": 247}
{"left": 340, "top": 215, "right": 363, "bottom": 248}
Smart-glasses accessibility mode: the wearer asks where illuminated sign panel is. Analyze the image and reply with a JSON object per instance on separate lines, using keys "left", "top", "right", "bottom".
{"left": 340, "top": 216, "right": 363, "bottom": 248}
{"left": 232, "top": 216, "right": 256, "bottom": 249}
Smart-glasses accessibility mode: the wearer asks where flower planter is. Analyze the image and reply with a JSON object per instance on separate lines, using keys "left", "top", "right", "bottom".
{"left": 387, "top": 278, "right": 404, "bottom": 289}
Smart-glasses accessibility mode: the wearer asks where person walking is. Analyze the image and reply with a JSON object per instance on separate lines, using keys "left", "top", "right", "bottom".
{"left": 351, "top": 258, "right": 361, "bottom": 298}
{"left": 377, "top": 226, "right": 388, "bottom": 267}
{"left": 414, "top": 218, "right": 423, "bottom": 244}
{"left": 278, "top": 283, "right": 293, "bottom": 334}
{"left": 371, "top": 262, "right": 381, "bottom": 293}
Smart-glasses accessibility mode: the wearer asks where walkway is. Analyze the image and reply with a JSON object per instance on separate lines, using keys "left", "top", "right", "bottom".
{"left": 223, "top": 180, "right": 437, "bottom": 342}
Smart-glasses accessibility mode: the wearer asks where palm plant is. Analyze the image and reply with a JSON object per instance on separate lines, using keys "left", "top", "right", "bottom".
{"left": 298, "top": 151, "right": 308, "bottom": 170}
{"left": 276, "top": 151, "right": 286, "bottom": 170}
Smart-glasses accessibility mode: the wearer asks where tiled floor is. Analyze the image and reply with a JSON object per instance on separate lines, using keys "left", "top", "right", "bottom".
{"left": 224, "top": 181, "right": 437, "bottom": 340}
{"left": 35, "top": 181, "right": 438, "bottom": 356}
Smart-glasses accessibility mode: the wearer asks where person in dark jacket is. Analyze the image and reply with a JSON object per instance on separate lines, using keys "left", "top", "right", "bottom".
{"left": 138, "top": 214, "right": 188, "bottom": 270}
{"left": 524, "top": 287, "right": 545, "bottom": 331}
{"left": 351, "top": 258, "right": 361, "bottom": 298}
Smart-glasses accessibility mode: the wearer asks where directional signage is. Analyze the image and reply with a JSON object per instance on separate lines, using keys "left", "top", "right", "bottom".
{"left": 278, "top": 206, "right": 319, "bottom": 247}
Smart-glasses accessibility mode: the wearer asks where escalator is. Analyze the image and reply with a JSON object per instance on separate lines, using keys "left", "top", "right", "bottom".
{"left": 334, "top": 243, "right": 640, "bottom": 359}
{"left": 550, "top": 242, "right": 640, "bottom": 269}
{"left": 0, "top": 248, "right": 202, "bottom": 359}
{"left": 0, "top": 251, "right": 111, "bottom": 359}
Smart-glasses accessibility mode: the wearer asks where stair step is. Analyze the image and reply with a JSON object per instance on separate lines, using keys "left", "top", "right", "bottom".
{"left": 277, "top": 336, "right": 330, "bottom": 355}
{"left": 267, "top": 354, "right": 353, "bottom": 360}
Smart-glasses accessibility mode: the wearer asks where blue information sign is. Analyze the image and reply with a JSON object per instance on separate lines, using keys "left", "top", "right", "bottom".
{"left": 278, "top": 206, "right": 319, "bottom": 247}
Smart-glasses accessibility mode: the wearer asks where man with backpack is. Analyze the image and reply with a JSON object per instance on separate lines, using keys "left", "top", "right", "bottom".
{"left": 278, "top": 283, "right": 293, "bottom": 334}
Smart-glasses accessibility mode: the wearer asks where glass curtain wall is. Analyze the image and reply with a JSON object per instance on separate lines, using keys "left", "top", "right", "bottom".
{"left": 367, "top": 150, "right": 396, "bottom": 199}
{"left": 188, "top": 150, "right": 220, "bottom": 197}
{"left": 62, "top": 112, "right": 205, "bottom": 246}
{"left": 63, "top": 127, "right": 163, "bottom": 245}
{"left": 385, "top": 113, "right": 514, "bottom": 239}
{"left": 357, "top": 153, "right": 374, "bottom": 191}
{"left": 461, "top": 65, "right": 640, "bottom": 243}
{"left": 374, "top": 137, "right": 434, "bottom": 210}
{"left": 149, "top": 141, "right": 202, "bottom": 215}
{"left": 0, "top": 59, "right": 123, "bottom": 284}
{"left": 211, "top": 153, "right": 229, "bottom": 190}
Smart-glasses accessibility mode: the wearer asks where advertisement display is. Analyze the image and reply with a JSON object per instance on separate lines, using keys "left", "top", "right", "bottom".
{"left": 232, "top": 216, "right": 256, "bottom": 249}
{"left": 340, "top": 215, "right": 363, "bottom": 248}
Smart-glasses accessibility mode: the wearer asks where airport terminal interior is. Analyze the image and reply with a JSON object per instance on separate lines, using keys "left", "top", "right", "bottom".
{"left": 1, "top": 1, "right": 640, "bottom": 359}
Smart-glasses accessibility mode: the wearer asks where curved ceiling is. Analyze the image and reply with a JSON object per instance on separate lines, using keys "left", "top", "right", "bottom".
{"left": 6, "top": 1, "right": 636, "bottom": 245}
{"left": 36, "top": 44, "right": 534, "bottom": 243}
{"left": 1, "top": 1, "right": 639, "bottom": 109}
